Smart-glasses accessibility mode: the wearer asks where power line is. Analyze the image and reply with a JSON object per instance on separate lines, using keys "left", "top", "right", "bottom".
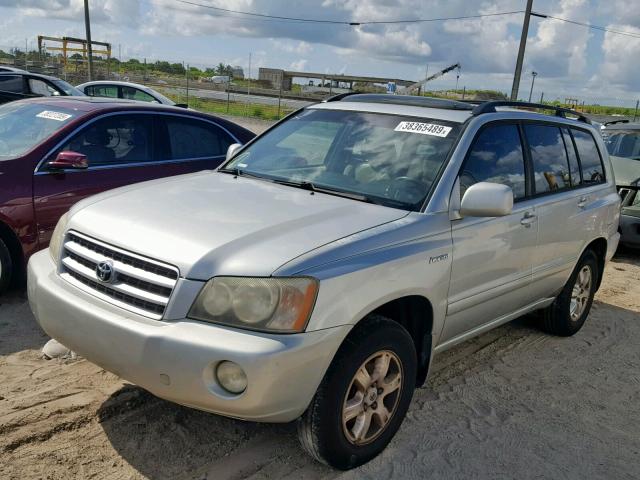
{"left": 533, "top": 12, "right": 640, "bottom": 39}
{"left": 172, "top": 1, "right": 524, "bottom": 25}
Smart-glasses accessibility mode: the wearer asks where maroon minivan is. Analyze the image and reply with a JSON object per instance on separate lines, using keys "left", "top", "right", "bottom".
{"left": 0, "top": 97, "right": 255, "bottom": 292}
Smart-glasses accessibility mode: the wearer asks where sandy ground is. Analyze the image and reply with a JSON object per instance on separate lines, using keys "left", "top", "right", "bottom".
{"left": 0, "top": 248, "right": 639, "bottom": 479}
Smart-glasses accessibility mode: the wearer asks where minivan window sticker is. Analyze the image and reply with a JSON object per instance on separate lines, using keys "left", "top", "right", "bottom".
{"left": 394, "top": 121, "right": 452, "bottom": 137}
{"left": 36, "top": 111, "right": 73, "bottom": 121}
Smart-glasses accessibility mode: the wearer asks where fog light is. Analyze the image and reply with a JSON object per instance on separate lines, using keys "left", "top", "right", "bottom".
{"left": 216, "top": 361, "right": 247, "bottom": 394}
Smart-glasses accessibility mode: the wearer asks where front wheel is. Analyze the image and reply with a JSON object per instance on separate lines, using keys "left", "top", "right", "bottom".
{"left": 540, "top": 250, "right": 599, "bottom": 336}
{"left": 297, "top": 316, "right": 417, "bottom": 470}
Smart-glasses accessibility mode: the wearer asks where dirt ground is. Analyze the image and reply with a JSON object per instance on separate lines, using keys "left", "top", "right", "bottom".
{"left": 0, "top": 247, "right": 638, "bottom": 480}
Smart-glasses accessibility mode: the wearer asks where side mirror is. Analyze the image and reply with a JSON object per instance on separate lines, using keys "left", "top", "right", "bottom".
{"left": 226, "top": 143, "right": 242, "bottom": 161}
{"left": 48, "top": 151, "right": 88, "bottom": 170}
{"left": 460, "top": 182, "right": 513, "bottom": 217}
{"left": 174, "top": 103, "right": 188, "bottom": 109}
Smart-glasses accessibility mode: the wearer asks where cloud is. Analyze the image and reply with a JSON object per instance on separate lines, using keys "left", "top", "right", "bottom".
{"left": 289, "top": 58, "right": 308, "bottom": 71}
{"left": 593, "top": 24, "right": 640, "bottom": 92}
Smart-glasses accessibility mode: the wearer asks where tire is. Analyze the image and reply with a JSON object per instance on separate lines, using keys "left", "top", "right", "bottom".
{"left": 297, "top": 315, "right": 417, "bottom": 470}
{"left": 540, "top": 249, "right": 599, "bottom": 336}
{"left": 0, "top": 238, "right": 12, "bottom": 295}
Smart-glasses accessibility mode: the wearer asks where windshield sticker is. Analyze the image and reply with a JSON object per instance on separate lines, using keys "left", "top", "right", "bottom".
{"left": 394, "top": 122, "right": 452, "bottom": 137}
{"left": 36, "top": 111, "right": 72, "bottom": 121}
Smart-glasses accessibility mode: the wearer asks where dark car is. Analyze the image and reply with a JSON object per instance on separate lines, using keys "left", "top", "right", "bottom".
{"left": 0, "top": 96, "right": 255, "bottom": 291}
{"left": 602, "top": 121, "right": 640, "bottom": 248}
{"left": 0, "top": 72, "right": 85, "bottom": 105}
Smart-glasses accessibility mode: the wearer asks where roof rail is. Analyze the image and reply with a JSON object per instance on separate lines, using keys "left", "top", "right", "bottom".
{"left": 472, "top": 101, "right": 591, "bottom": 124}
{"left": 323, "top": 92, "right": 360, "bottom": 102}
{"left": 325, "top": 93, "right": 475, "bottom": 111}
{"left": 604, "top": 119, "right": 630, "bottom": 126}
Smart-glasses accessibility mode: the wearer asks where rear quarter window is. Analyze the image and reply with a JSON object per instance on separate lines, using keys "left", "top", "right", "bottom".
{"left": 572, "top": 129, "right": 605, "bottom": 184}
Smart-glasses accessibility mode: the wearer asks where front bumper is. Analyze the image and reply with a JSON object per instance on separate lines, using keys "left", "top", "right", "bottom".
{"left": 28, "top": 250, "right": 350, "bottom": 422}
{"left": 620, "top": 213, "right": 640, "bottom": 248}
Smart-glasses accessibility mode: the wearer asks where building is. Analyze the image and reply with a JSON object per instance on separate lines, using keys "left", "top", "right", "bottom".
{"left": 231, "top": 65, "right": 244, "bottom": 79}
{"left": 258, "top": 67, "right": 414, "bottom": 92}
{"left": 258, "top": 68, "right": 291, "bottom": 89}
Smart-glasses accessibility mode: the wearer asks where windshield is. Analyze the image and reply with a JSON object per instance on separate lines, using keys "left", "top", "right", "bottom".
{"left": 148, "top": 89, "right": 175, "bottom": 105}
{"left": 224, "top": 109, "right": 461, "bottom": 210}
{"left": 0, "top": 102, "right": 78, "bottom": 159}
{"left": 52, "top": 79, "right": 85, "bottom": 96}
{"left": 604, "top": 129, "right": 640, "bottom": 160}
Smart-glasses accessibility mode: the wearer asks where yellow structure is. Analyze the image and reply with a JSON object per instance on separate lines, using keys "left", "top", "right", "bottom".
{"left": 37, "top": 35, "right": 111, "bottom": 65}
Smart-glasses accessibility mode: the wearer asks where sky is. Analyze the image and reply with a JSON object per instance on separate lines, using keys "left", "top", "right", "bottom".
{"left": 0, "top": 0, "right": 638, "bottom": 106}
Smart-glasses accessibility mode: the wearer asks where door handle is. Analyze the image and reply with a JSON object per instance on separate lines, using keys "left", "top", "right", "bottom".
{"left": 578, "top": 196, "right": 588, "bottom": 209}
{"left": 520, "top": 211, "right": 536, "bottom": 227}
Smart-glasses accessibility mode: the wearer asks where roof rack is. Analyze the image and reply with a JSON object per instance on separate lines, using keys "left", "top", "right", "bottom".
{"left": 325, "top": 93, "right": 474, "bottom": 111}
{"left": 472, "top": 101, "right": 591, "bottom": 124}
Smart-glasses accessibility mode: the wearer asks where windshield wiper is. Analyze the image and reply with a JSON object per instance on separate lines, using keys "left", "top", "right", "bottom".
{"left": 270, "top": 178, "right": 377, "bottom": 203}
{"left": 218, "top": 167, "right": 268, "bottom": 180}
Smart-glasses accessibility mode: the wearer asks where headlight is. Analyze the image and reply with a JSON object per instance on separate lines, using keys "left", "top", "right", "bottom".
{"left": 189, "top": 277, "right": 318, "bottom": 333}
{"left": 49, "top": 212, "right": 70, "bottom": 264}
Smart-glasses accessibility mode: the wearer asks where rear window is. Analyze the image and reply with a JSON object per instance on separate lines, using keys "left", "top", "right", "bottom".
{"left": 572, "top": 129, "right": 605, "bottom": 184}
{"left": 0, "top": 102, "right": 77, "bottom": 159}
{"left": 0, "top": 75, "right": 22, "bottom": 93}
{"left": 604, "top": 129, "right": 640, "bottom": 160}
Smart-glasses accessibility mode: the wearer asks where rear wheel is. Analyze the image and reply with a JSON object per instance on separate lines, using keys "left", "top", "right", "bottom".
{"left": 297, "top": 316, "right": 416, "bottom": 470}
{"left": 541, "top": 250, "right": 598, "bottom": 336}
{"left": 0, "top": 238, "right": 12, "bottom": 294}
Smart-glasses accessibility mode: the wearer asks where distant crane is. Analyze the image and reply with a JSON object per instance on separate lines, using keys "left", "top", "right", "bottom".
{"left": 399, "top": 62, "right": 461, "bottom": 95}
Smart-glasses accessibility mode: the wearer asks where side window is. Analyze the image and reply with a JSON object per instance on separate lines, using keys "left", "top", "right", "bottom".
{"left": 461, "top": 123, "right": 526, "bottom": 200}
{"left": 121, "top": 86, "right": 155, "bottom": 102}
{"left": 524, "top": 124, "right": 571, "bottom": 193}
{"left": 0, "top": 75, "right": 23, "bottom": 93}
{"left": 164, "top": 117, "right": 233, "bottom": 160}
{"left": 29, "top": 79, "right": 58, "bottom": 97}
{"left": 58, "top": 115, "right": 153, "bottom": 167}
{"left": 87, "top": 85, "right": 118, "bottom": 98}
{"left": 572, "top": 129, "right": 605, "bottom": 184}
{"left": 561, "top": 128, "right": 582, "bottom": 187}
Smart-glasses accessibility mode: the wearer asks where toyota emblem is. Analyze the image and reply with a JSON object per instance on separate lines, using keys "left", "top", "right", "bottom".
{"left": 96, "top": 260, "right": 115, "bottom": 283}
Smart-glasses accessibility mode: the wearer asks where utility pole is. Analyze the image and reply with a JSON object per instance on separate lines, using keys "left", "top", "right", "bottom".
{"left": 84, "top": 0, "right": 94, "bottom": 81}
{"left": 634, "top": 100, "right": 639, "bottom": 122}
{"left": 510, "top": 0, "right": 534, "bottom": 101}
{"left": 528, "top": 71, "right": 537, "bottom": 102}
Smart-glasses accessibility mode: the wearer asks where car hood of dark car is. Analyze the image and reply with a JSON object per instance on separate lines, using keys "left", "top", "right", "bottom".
{"left": 611, "top": 155, "right": 640, "bottom": 186}
{"left": 68, "top": 171, "right": 409, "bottom": 280}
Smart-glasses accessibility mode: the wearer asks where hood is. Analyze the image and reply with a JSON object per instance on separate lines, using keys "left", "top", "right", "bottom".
{"left": 69, "top": 171, "right": 408, "bottom": 279}
{"left": 611, "top": 155, "right": 640, "bottom": 186}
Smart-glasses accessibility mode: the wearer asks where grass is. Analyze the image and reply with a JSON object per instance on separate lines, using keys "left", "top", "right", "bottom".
{"left": 160, "top": 89, "right": 294, "bottom": 120}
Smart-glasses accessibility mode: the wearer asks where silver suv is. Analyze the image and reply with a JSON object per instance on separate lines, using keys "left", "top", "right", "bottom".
{"left": 28, "top": 95, "right": 621, "bottom": 469}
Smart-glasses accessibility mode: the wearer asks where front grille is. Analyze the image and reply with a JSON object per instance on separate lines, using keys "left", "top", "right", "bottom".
{"left": 60, "top": 231, "right": 179, "bottom": 319}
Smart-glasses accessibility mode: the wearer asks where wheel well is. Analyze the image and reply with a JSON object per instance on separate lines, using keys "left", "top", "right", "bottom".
{"left": 0, "top": 221, "right": 24, "bottom": 281}
{"left": 369, "top": 295, "right": 433, "bottom": 387}
{"left": 584, "top": 237, "right": 607, "bottom": 291}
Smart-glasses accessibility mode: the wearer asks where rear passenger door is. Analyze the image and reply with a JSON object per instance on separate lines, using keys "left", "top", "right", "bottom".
{"left": 443, "top": 123, "right": 538, "bottom": 342}
{"left": 525, "top": 124, "right": 607, "bottom": 300}
{"left": 158, "top": 114, "right": 234, "bottom": 171}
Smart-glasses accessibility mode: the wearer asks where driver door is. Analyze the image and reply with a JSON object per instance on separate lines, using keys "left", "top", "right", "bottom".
{"left": 442, "top": 123, "right": 538, "bottom": 343}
